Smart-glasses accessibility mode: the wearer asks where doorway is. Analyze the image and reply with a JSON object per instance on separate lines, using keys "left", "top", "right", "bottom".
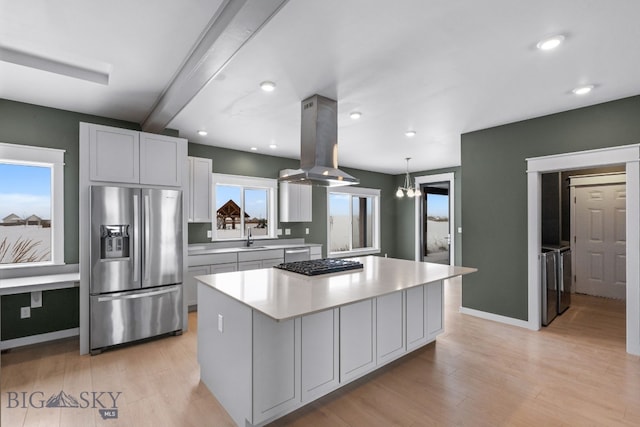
{"left": 414, "top": 173, "right": 455, "bottom": 265}
{"left": 526, "top": 144, "right": 640, "bottom": 355}
{"left": 421, "top": 183, "right": 450, "bottom": 264}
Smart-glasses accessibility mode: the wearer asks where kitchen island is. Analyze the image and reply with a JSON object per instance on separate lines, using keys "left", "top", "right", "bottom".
{"left": 196, "top": 256, "right": 476, "bottom": 426}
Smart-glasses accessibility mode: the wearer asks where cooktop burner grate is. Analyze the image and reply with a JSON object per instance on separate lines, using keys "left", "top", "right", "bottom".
{"left": 274, "top": 258, "right": 363, "bottom": 276}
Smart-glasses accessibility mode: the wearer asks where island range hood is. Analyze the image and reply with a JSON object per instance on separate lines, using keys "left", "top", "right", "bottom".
{"left": 279, "top": 95, "right": 359, "bottom": 187}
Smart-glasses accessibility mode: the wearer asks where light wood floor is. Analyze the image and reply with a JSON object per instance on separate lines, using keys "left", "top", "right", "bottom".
{"left": 2, "top": 278, "right": 638, "bottom": 426}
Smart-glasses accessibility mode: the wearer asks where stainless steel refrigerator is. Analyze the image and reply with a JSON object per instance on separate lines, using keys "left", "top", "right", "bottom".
{"left": 90, "top": 186, "right": 183, "bottom": 354}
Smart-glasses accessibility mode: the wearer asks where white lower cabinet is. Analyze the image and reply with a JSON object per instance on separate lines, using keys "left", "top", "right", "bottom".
{"left": 252, "top": 312, "right": 301, "bottom": 424}
{"left": 210, "top": 263, "right": 238, "bottom": 274}
{"left": 301, "top": 309, "right": 339, "bottom": 402}
{"left": 426, "top": 281, "right": 444, "bottom": 340}
{"left": 376, "top": 291, "right": 405, "bottom": 364}
{"left": 339, "top": 299, "right": 376, "bottom": 383}
{"left": 310, "top": 246, "right": 322, "bottom": 260}
{"left": 406, "top": 285, "right": 428, "bottom": 351}
{"left": 238, "top": 249, "right": 284, "bottom": 271}
{"left": 187, "top": 261, "right": 237, "bottom": 310}
{"left": 186, "top": 265, "right": 210, "bottom": 309}
{"left": 238, "top": 260, "right": 262, "bottom": 271}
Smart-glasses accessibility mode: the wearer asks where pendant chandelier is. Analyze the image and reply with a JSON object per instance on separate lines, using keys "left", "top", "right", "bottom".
{"left": 396, "top": 158, "right": 421, "bottom": 198}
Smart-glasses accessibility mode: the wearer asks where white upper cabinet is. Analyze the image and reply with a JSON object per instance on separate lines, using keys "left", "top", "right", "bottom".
{"left": 187, "top": 156, "right": 212, "bottom": 222}
{"left": 279, "top": 181, "right": 312, "bottom": 222}
{"left": 139, "top": 132, "right": 186, "bottom": 186}
{"left": 89, "top": 124, "right": 140, "bottom": 183}
{"left": 85, "top": 123, "right": 186, "bottom": 187}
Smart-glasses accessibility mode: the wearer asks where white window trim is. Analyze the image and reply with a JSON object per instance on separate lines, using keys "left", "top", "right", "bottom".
{"left": 0, "top": 142, "right": 65, "bottom": 268}
{"left": 326, "top": 186, "right": 381, "bottom": 258}
{"left": 211, "top": 173, "right": 278, "bottom": 241}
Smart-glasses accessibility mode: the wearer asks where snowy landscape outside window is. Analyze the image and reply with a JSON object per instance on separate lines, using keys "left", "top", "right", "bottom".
{"left": 0, "top": 143, "right": 65, "bottom": 267}
{"left": 327, "top": 186, "right": 380, "bottom": 256}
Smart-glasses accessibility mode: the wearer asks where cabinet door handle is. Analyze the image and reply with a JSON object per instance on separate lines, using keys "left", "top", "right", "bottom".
{"left": 285, "top": 249, "right": 310, "bottom": 254}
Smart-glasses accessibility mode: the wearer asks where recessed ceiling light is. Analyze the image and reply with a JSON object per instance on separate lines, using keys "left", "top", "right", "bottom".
{"left": 269, "top": 144, "right": 277, "bottom": 149}
{"left": 197, "top": 130, "right": 208, "bottom": 136}
{"left": 250, "top": 147, "right": 258, "bottom": 151}
{"left": 260, "top": 81, "right": 276, "bottom": 92}
{"left": 350, "top": 111, "right": 362, "bottom": 120}
{"left": 572, "top": 85, "right": 594, "bottom": 95}
{"left": 405, "top": 130, "right": 417, "bottom": 137}
{"left": 536, "top": 35, "right": 565, "bottom": 51}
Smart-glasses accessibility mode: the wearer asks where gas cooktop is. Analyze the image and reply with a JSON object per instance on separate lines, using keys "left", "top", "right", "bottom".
{"left": 274, "top": 258, "right": 363, "bottom": 276}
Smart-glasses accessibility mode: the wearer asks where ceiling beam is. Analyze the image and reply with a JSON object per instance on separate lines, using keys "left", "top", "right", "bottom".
{"left": 142, "top": 0, "right": 289, "bottom": 133}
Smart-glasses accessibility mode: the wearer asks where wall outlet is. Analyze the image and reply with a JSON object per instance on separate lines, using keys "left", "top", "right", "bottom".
{"left": 305, "top": 228, "right": 309, "bottom": 235}
{"left": 285, "top": 228, "right": 291, "bottom": 235}
{"left": 458, "top": 227, "right": 463, "bottom": 234}
{"left": 31, "top": 291, "right": 42, "bottom": 308}
{"left": 20, "top": 306, "right": 31, "bottom": 319}
{"left": 207, "top": 230, "right": 212, "bottom": 238}
{"left": 218, "top": 314, "right": 224, "bottom": 333}
{"left": 277, "top": 228, "right": 282, "bottom": 236}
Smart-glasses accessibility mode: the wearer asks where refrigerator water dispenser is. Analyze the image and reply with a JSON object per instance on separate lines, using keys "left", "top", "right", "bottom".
{"left": 100, "top": 225, "right": 130, "bottom": 259}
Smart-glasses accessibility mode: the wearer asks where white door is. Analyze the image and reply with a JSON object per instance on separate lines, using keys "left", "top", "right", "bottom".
{"left": 574, "top": 183, "right": 626, "bottom": 299}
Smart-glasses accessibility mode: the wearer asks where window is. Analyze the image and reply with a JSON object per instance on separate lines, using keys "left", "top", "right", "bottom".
{"left": 327, "top": 186, "right": 380, "bottom": 256}
{"left": 212, "top": 173, "right": 277, "bottom": 240}
{"left": 0, "top": 142, "right": 65, "bottom": 267}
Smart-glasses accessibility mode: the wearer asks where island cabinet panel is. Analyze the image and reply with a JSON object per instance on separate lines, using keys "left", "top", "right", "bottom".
{"left": 197, "top": 286, "right": 252, "bottom": 427}
{"left": 89, "top": 124, "right": 140, "bottom": 183}
{"left": 426, "top": 281, "right": 444, "bottom": 340}
{"left": 376, "top": 291, "right": 406, "bottom": 364}
{"left": 339, "top": 299, "right": 376, "bottom": 383}
{"left": 301, "top": 309, "right": 339, "bottom": 402}
{"left": 406, "top": 285, "right": 428, "bottom": 351}
{"left": 252, "top": 312, "right": 301, "bottom": 424}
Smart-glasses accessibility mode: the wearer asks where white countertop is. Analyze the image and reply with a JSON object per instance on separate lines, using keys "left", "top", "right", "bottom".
{"left": 0, "top": 272, "right": 80, "bottom": 295}
{"left": 195, "top": 256, "right": 476, "bottom": 321}
{"left": 188, "top": 242, "right": 322, "bottom": 256}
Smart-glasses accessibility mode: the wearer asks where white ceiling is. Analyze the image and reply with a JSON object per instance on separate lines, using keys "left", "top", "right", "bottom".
{"left": 2, "top": 0, "right": 640, "bottom": 174}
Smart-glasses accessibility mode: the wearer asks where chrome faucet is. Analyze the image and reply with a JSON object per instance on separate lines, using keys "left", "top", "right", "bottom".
{"left": 246, "top": 228, "right": 253, "bottom": 247}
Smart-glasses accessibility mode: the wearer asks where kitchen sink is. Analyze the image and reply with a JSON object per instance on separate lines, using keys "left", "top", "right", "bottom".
{"left": 237, "top": 246, "right": 268, "bottom": 250}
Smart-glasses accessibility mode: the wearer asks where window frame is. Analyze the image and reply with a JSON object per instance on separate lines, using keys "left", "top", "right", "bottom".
{"left": 0, "top": 142, "right": 65, "bottom": 268}
{"left": 326, "top": 186, "right": 381, "bottom": 257}
{"left": 211, "top": 173, "right": 277, "bottom": 241}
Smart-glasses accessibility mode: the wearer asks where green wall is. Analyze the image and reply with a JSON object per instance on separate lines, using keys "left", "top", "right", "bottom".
{"left": 393, "top": 167, "right": 461, "bottom": 263}
{"left": 188, "top": 143, "right": 398, "bottom": 258}
{"left": 460, "top": 95, "right": 640, "bottom": 320}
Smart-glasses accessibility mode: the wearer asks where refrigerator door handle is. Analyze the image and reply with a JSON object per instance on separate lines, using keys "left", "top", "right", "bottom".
{"left": 97, "top": 286, "right": 180, "bottom": 302}
{"left": 144, "top": 194, "right": 150, "bottom": 282}
{"left": 133, "top": 194, "right": 140, "bottom": 283}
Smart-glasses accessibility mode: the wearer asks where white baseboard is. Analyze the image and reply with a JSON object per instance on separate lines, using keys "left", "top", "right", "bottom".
{"left": 1, "top": 327, "right": 79, "bottom": 350}
{"left": 459, "top": 306, "right": 532, "bottom": 329}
